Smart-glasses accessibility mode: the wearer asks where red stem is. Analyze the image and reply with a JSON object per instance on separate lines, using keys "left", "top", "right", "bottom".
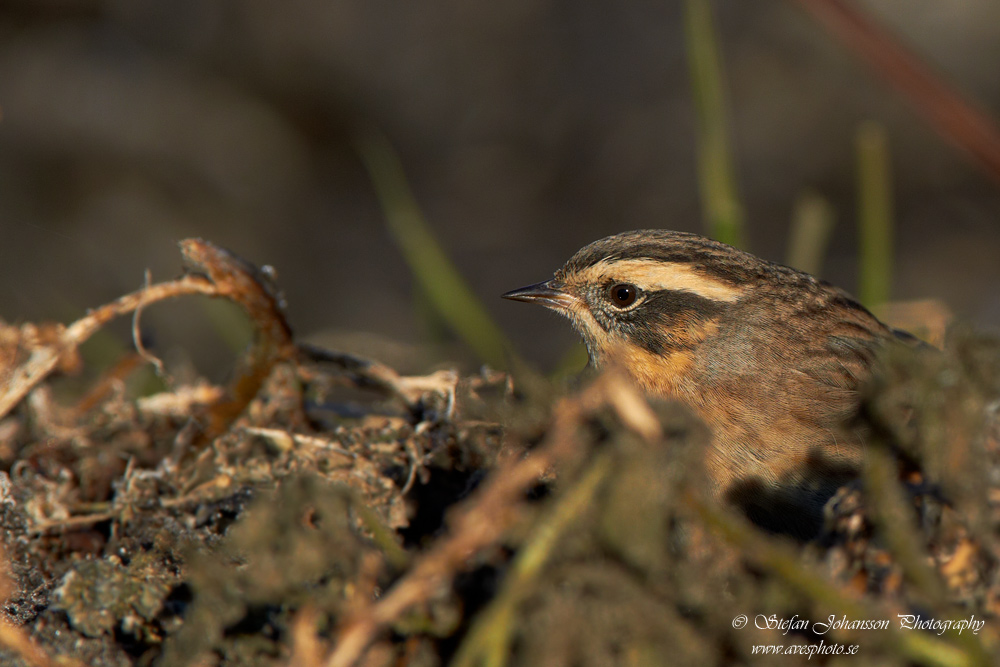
{"left": 792, "top": 0, "right": 1000, "bottom": 185}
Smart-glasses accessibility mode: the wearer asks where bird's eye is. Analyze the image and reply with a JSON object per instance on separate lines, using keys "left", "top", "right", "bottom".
{"left": 608, "top": 283, "right": 639, "bottom": 308}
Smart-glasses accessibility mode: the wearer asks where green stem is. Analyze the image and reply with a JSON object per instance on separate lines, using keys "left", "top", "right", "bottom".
{"left": 857, "top": 121, "right": 894, "bottom": 308}
{"left": 451, "top": 452, "right": 614, "bottom": 667}
{"left": 683, "top": 0, "right": 746, "bottom": 248}
{"left": 357, "top": 131, "right": 516, "bottom": 370}
{"left": 786, "top": 191, "right": 835, "bottom": 275}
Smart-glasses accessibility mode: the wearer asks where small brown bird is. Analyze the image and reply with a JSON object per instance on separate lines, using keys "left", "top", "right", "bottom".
{"left": 504, "top": 230, "right": 911, "bottom": 536}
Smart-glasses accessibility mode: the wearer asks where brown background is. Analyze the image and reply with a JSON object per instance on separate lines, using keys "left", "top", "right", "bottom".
{"left": 1, "top": 0, "right": 998, "bottom": 373}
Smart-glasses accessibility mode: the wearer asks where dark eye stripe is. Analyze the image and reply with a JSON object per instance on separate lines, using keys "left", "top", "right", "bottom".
{"left": 615, "top": 289, "right": 727, "bottom": 354}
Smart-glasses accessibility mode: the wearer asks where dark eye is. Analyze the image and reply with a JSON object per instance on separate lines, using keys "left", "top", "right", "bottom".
{"left": 608, "top": 283, "right": 638, "bottom": 308}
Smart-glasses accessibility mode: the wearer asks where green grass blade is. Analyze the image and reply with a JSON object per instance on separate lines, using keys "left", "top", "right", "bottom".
{"left": 856, "top": 120, "right": 894, "bottom": 308}
{"left": 683, "top": 0, "right": 746, "bottom": 249}
{"left": 786, "top": 190, "right": 835, "bottom": 275}
{"left": 356, "top": 130, "right": 515, "bottom": 370}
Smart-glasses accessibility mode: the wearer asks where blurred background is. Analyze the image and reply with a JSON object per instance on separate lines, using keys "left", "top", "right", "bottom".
{"left": 1, "top": 0, "right": 999, "bottom": 376}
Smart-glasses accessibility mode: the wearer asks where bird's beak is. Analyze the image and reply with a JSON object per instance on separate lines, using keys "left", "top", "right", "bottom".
{"left": 502, "top": 280, "right": 576, "bottom": 312}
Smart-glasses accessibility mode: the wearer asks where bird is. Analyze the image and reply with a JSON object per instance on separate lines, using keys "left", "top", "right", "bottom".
{"left": 503, "top": 229, "right": 912, "bottom": 537}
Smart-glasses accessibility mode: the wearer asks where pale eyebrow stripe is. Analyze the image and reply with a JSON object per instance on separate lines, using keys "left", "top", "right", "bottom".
{"left": 586, "top": 258, "right": 744, "bottom": 303}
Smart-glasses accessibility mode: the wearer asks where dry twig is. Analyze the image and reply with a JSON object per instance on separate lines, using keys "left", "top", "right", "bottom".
{"left": 244, "top": 426, "right": 356, "bottom": 461}
{"left": 298, "top": 344, "right": 459, "bottom": 414}
{"left": 0, "top": 239, "right": 296, "bottom": 444}
{"left": 0, "top": 275, "right": 218, "bottom": 421}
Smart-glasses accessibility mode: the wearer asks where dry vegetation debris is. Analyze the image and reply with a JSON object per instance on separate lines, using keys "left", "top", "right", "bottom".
{"left": 0, "top": 239, "right": 997, "bottom": 666}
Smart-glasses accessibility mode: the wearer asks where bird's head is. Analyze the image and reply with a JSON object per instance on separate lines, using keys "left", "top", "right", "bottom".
{"left": 503, "top": 230, "right": 764, "bottom": 380}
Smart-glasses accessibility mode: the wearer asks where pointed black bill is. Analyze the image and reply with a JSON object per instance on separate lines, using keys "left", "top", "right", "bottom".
{"left": 502, "top": 280, "right": 575, "bottom": 311}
